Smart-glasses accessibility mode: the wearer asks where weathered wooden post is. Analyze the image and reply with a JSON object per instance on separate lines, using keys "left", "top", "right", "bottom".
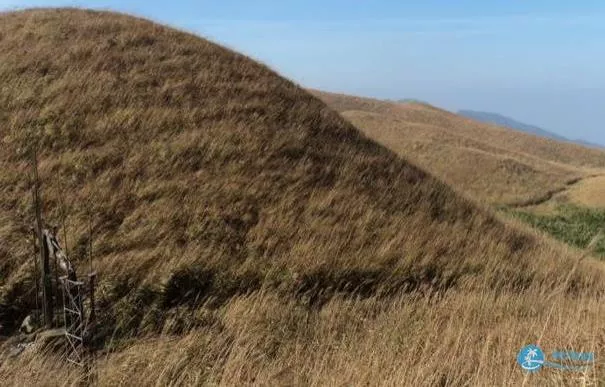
{"left": 29, "top": 228, "right": 41, "bottom": 323}
{"left": 31, "top": 149, "right": 53, "bottom": 327}
{"left": 88, "top": 273, "right": 96, "bottom": 328}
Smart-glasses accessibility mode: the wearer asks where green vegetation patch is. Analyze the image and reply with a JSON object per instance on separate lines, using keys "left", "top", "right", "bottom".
{"left": 505, "top": 205, "right": 605, "bottom": 258}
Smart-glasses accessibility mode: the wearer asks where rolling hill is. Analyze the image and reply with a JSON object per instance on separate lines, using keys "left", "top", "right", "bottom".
{"left": 458, "top": 110, "right": 603, "bottom": 149}
{"left": 313, "top": 90, "right": 605, "bottom": 206}
{"left": 0, "top": 9, "right": 604, "bottom": 386}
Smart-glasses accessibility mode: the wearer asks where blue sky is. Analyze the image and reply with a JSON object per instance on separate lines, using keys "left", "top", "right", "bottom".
{"left": 2, "top": 1, "right": 604, "bottom": 144}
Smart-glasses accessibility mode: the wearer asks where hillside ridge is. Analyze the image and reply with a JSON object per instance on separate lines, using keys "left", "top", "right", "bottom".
{"left": 313, "top": 89, "right": 605, "bottom": 205}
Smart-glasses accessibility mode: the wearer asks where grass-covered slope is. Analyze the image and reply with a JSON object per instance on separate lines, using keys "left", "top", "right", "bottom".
{"left": 0, "top": 6, "right": 584, "bottom": 329}
{"left": 313, "top": 90, "right": 605, "bottom": 205}
{"left": 0, "top": 9, "right": 604, "bottom": 385}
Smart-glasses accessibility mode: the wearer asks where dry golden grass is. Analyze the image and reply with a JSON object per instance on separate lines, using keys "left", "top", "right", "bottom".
{"left": 521, "top": 176, "right": 605, "bottom": 214}
{"left": 0, "top": 8, "right": 605, "bottom": 386}
{"left": 563, "top": 175, "right": 605, "bottom": 208}
{"left": 3, "top": 287, "right": 605, "bottom": 385}
{"left": 312, "top": 90, "right": 605, "bottom": 206}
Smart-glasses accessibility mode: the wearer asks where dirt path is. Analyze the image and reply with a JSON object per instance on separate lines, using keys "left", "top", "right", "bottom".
{"left": 506, "top": 175, "right": 596, "bottom": 209}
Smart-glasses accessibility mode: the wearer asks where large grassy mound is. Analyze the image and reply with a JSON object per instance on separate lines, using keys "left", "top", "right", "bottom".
{"left": 1, "top": 9, "right": 604, "bottom": 385}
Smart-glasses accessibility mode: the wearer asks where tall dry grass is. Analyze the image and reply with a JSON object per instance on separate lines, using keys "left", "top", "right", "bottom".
{"left": 0, "top": 8, "right": 604, "bottom": 386}
{"left": 2, "top": 287, "right": 605, "bottom": 386}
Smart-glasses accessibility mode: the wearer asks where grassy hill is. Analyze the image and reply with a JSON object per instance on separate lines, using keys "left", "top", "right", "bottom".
{"left": 1, "top": 9, "right": 605, "bottom": 385}
{"left": 313, "top": 90, "right": 605, "bottom": 206}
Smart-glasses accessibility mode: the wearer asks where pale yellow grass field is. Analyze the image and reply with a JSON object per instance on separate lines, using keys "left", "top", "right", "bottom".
{"left": 520, "top": 175, "right": 605, "bottom": 214}
{"left": 564, "top": 175, "right": 605, "bottom": 208}
{"left": 313, "top": 91, "right": 605, "bottom": 206}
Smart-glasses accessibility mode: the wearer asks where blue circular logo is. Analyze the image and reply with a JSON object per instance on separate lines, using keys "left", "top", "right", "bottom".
{"left": 517, "top": 345, "right": 545, "bottom": 372}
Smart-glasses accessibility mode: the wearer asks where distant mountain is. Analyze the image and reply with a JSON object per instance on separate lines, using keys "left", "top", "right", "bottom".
{"left": 458, "top": 110, "right": 603, "bottom": 149}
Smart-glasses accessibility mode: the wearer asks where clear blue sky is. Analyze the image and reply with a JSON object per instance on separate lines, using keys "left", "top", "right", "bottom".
{"left": 2, "top": 1, "right": 604, "bottom": 144}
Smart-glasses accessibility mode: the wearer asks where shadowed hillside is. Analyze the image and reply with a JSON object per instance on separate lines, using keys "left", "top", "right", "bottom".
{"left": 313, "top": 90, "right": 605, "bottom": 205}
{"left": 1, "top": 9, "right": 605, "bottom": 385}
